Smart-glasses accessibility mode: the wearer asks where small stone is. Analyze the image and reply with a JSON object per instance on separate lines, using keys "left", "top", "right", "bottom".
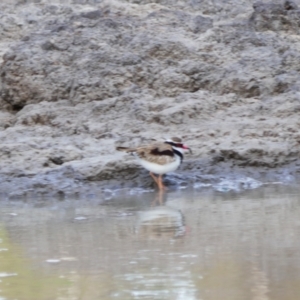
{"left": 80, "top": 10, "right": 102, "bottom": 20}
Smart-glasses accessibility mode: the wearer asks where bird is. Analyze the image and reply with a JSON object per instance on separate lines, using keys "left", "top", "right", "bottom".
{"left": 116, "top": 137, "right": 192, "bottom": 191}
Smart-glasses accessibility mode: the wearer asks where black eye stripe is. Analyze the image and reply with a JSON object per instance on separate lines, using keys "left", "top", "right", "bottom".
{"left": 165, "top": 141, "right": 184, "bottom": 147}
{"left": 173, "top": 143, "right": 183, "bottom": 147}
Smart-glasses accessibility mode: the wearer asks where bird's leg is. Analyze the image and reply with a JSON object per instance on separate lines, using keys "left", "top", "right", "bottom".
{"left": 157, "top": 174, "right": 167, "bottom": 191}
{"left": 149, "top": 172, "right": 167, "bottom": 191}
{"left": 149, "top": 172, "right": 158, "bottom": 184}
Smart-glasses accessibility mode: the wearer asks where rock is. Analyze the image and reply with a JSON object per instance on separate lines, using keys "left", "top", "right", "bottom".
{"left": 189, "top": 15, "right": 213, "bottom": 34}
{"left": 250, "top": 1, "right": 300, "bottom": 33}
{"left": 0, "top": 0, "right": 300, "bottom": 196}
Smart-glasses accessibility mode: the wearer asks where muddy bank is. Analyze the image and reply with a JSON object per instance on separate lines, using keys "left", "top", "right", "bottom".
{"left": 1, "top": 0, "right": 300, "bottom": 197}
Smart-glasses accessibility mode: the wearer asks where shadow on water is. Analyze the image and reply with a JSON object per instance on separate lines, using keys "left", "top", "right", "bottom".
{"left": 0, "top": 184, "right": 300, "bottom": 299}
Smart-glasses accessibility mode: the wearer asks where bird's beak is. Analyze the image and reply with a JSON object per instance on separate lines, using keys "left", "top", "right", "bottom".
{"left": 183, "top": 144, "right": 192, "bottom": 154}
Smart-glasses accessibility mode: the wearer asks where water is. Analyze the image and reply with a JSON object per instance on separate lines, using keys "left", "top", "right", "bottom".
{"left": 0, "top": 184, "right": 300, "bottom": 300}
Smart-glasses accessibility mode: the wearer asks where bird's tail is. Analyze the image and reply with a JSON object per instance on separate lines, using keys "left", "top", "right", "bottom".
{"left": 116, "top": 146, "right": 136, "bottom": 153}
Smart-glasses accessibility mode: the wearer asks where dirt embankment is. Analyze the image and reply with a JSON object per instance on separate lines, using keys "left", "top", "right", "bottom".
{"left": 1, "top": 0, "right": 300, "bottom": 197}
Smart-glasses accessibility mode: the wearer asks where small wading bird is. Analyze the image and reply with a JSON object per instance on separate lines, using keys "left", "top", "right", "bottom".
{"left": 116, "top": 137, "right": 192, "bottom": 191}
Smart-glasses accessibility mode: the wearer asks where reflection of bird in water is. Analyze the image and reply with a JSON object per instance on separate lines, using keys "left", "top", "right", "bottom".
{"left": 116, "top": 137, "right": 192, "bottom": 191}
{"left": 135, "top": 192, "right": 188, "bottom": 239}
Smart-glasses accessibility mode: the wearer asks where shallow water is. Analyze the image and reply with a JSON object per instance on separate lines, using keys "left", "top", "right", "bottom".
{"left": 0, "top": 184, "right": 300, "bottom": 300}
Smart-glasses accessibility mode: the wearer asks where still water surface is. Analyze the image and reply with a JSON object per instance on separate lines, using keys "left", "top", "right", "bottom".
{"left": 0, "top": 185, "right": 300, "bottom": 300}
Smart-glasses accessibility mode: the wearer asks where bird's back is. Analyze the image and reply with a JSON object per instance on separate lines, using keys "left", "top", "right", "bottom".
{"left": 117, "top": 142, "right": 176, "bottom": 165}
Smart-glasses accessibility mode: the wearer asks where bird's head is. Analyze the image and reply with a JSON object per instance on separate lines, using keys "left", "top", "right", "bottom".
{"left": 164, "top": 137, "right": 192, "bottom": 154}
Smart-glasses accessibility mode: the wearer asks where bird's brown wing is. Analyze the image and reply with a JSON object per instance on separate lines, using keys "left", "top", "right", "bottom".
{"left": 135, "top": 143, "right": 176, "bottom": 165}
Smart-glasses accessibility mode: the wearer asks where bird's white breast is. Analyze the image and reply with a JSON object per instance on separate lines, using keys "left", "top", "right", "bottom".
{"left": 135, "top": 153, "right": 181, "bottom": 174}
